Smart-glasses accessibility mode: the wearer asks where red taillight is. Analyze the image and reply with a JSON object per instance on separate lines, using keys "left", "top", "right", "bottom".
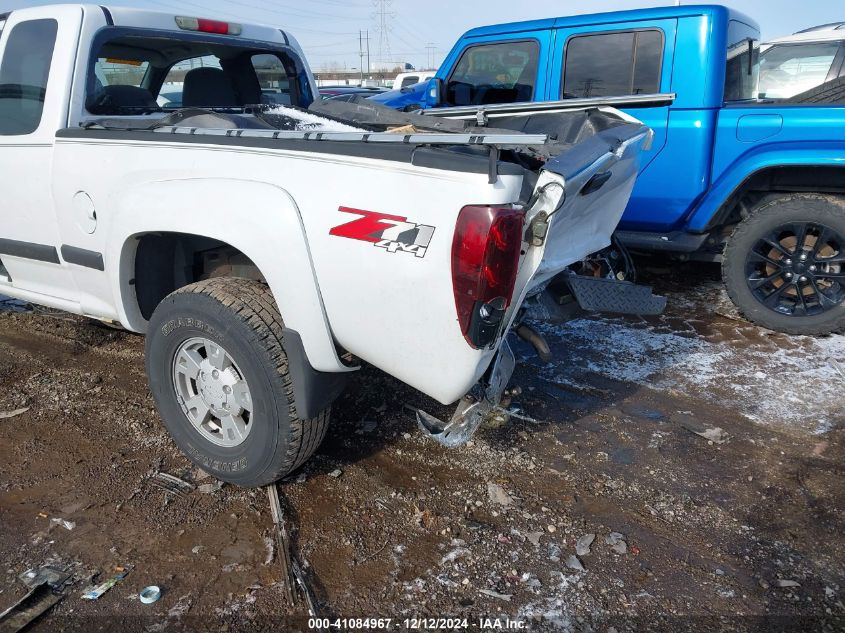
{"left": 175, "top": 16, "right": 242, "bottom": 36}
{"left": 451, "top": 205, "right": 524, "bottom": 348}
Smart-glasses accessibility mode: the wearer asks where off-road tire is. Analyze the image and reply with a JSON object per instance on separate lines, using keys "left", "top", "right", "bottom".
{"left": 145, "top": 278, "right": 330, "bottom": 487}
{"left": 722, "top": 193, "right": 845, "bottom": 335}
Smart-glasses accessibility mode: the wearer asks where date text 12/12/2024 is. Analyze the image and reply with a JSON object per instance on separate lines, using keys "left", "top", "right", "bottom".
{"left": 308, "top": 618, "right": 528, "bottom": 630}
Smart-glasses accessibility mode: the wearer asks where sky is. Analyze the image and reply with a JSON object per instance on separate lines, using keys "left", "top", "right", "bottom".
{"left": 0, "top": 0, "right": 841, "bottom": 71}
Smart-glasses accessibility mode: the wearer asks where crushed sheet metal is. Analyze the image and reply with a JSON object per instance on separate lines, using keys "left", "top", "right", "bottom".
{"left": 0, "top": 584, "right": 64, "bottom": 632}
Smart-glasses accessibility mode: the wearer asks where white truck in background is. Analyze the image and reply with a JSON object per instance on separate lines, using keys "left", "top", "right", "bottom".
{"left": 0, "top": 4, "right": 663, "bottom": 487}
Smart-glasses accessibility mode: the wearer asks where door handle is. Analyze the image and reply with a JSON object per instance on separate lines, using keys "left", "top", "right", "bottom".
{"left": 579, "top": 171, "right": 612, "bottom": 196}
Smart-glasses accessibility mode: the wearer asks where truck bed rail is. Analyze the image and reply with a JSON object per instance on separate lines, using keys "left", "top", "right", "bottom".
{"left": 148, "top": 126, "right": 549, "bottom": 147}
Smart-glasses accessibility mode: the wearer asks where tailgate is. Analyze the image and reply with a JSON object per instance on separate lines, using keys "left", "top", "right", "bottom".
{"left": 510, "top": 114, "right": 652, "bottom": 312}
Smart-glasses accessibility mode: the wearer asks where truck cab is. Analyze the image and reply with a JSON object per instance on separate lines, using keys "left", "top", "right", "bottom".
{"left": 379, "top": 5, "right": 845, "bottom": 335}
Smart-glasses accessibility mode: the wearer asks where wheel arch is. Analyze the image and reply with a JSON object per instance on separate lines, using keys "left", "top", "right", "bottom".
{"left": 686, "top": 154, "right": 845, "bottom": 233}
{"left": 107, "top": 177, "right": 350, "bottom": 374}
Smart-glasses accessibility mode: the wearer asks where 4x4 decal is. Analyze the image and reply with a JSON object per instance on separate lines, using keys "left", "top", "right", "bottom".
{"left": 330, "top": 207, "right": 435, "bottom": 258}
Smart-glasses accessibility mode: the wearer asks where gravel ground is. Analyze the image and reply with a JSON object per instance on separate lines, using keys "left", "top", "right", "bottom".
{"left": 0, "top": 261, "right": 843, "bottom": 632}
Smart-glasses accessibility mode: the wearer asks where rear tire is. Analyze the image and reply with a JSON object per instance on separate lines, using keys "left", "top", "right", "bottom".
{"left": 722, "top": 193, "right": 845, "bottom": 335}
{"left": 145, "top": 278, "right": 330, "bottom": 488}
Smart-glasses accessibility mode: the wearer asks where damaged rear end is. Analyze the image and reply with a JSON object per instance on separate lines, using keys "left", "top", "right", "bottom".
{"left": 308, "top": 99, "right": 664, "bottom": 445}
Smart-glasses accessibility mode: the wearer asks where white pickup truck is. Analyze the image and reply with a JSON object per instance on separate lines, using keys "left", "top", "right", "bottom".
{"left": 0, "top": 4, "right": 663, "bottom": 487}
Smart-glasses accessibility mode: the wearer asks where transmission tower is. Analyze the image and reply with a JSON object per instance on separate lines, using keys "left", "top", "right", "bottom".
{"left": 372, "top": 0, "right": 394, "bottom": 67}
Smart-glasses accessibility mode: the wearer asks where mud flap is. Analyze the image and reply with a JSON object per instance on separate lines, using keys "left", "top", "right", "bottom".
{"left": 416, "top": 341, "right": 515, "bottom": 447}
{"left": 565, "top": 274, "right": 666, "bottom": 315}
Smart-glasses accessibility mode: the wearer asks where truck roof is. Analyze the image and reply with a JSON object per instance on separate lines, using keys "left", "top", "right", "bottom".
{"left": 3, "top": 3, "right": 289, "bottom": 46}
{"left": 461, "top": 4, "right": 758, "bottom": 39}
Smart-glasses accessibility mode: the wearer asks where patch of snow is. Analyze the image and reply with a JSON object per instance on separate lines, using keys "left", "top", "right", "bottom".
{"left": 543, "top": 315, "right": 845, "bottom": 434}
{"left": 263, "top": 105, "right": 364, "bottom": 132}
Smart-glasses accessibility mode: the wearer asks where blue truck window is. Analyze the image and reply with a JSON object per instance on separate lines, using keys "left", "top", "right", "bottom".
{"left": 724, "top": 21, "right": 760, "bottom": 101}
{"left": 446, "top": 40, "right": 539, "bottom": 106}
{"left": 563, "top": 29, "right": 663, "bottom": 98}
{"left": 0, "top": 19, "right": 58, "bottom": 135}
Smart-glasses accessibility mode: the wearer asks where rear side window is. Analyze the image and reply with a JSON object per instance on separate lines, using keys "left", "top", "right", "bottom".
{"left": 724, "top": 21, "right": 760, "bottom": 102}
{"left": 400, "top": 75, "right": 419, "bottom": 89}
{"left": 446, "top": 40, "right": 539, "bottom": 106}
{"left": 563, "top": 30, "right": 663, "bottom": 98}
{"left": 0, "top": 19, "right": 58, "bottom": 135}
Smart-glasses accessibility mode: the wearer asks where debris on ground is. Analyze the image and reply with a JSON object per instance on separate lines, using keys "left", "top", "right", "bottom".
{"left": 0, "top": 407, "right": 29, "bottom": 420}
{"left": 197, "top": 481, "right": 223, "bottom": 494}
{"left": 0, "top": 583, "right": 65, "bottom": 630}
{"left": 478, "top": 589, "right": 512, "bottom": 602}
{"left": 151, "top": 472, "right": 195, "bottom": 497}
{"left": 696, "top": 427, "right": 728, "bottom": 444}
{"left": 606, "top": 532, "right": 628, "bottom": 555}
{"left": 774, "top": 579, "right": 801, "bottom": 588}
{"left": 328, "top": 469, "right": 343, "bottom": 479}
{"left": 139, "top": 586, "right": 162, "bottom": 604}
{"left": 487, "top": 482, "right": 514, "bottom": 506}
{"left": 526, "top": 531, "right": 544, "bottom": 546}
{"left": 81, "top": 568, "right": 131, "bottom": 600}
{"left": 576, "top": 533, "right": 596, "bottom": 556}
{"left": 50, "top": 518, "right": 76, "bottom": 531}
{"left": 566, "top": 555, "right": 586, "bottom": 571}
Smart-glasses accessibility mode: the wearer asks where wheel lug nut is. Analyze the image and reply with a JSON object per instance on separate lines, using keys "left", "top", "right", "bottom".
{"left": 809, "top": 265, "right": 817, "bottom": 272}
{"left": 784, "top": 272, "right": 793, "bottom": 278}
{"left": 799, "top": 253, "right": 807, "bottom": 261}
{"left": 223, "top": 385, "right": 232, "bottom": 394}
{"left": 799, "top": 276, "right": 807, "bottom": 283}
{"left": 212, "top": 370, "right": 220, "bottom": 380}
{"left": 785, "top": 259, "right": 792, "bottom": 265}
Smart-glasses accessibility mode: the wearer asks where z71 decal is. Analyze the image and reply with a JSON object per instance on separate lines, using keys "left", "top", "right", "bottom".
{"left": 330, "top": 207, "right": 435, "bottom": 258}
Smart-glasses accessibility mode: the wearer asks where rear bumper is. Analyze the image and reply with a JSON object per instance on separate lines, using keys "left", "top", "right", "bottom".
{"left": 615, "top": 230, "right": 709, "bottom": 253}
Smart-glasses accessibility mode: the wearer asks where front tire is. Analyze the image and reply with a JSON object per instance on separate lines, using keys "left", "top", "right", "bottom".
{"left": 722, "top": 193, "right": 845, "bottom": 335}
{"left": 145, "top": 278, "right": 330, "bottom": 488}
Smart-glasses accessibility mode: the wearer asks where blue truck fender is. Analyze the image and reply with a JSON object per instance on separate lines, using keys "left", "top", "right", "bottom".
{"left": 684, "top": 145, "right": 845, "bottom": 233}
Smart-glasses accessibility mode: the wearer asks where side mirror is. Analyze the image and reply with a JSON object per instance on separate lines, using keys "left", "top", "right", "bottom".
{"left": 426, "top": 77, "right": 444, "bottom": 107}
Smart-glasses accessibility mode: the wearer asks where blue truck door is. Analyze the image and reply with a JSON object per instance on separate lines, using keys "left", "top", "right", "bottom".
{"left": 436, "top": 28, "right": 553, "bottom": 107}
{"left": 548, "top": 18, "right": 681, "bottom": 231}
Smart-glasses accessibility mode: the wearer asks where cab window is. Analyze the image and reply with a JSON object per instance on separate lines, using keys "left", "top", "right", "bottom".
{"left": 563, "top": 30, "right": 663, "bottom": 98}
{"left": 446, "top": 40, "right": 539, "bottom": 106}
{"left": 0, "top": 19, "right": 58, "bottom": 135}
{"left": 724, "top": 21, "right": 760, "bottom": 102}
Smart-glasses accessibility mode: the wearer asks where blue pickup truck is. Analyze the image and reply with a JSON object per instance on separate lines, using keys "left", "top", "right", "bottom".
{"left": 373, "top": 4, "right": 845, "bottom": 335}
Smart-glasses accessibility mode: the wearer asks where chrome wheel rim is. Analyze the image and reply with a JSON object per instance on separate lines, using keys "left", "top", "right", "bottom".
{"left": 171, "top": 337, "right": 254, "bottom": 448}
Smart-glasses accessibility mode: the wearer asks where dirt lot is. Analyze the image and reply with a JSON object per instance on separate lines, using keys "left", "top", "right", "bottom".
{"left": 1, "top": 261, "right": 843, "bottom": 632}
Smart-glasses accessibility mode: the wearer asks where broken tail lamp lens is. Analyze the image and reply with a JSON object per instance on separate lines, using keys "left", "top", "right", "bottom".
{"left": 452, "top": 205, "right": 525, "bottom": 349}
{"left": 175, "top": 16, "right": 242, "bottom": 36}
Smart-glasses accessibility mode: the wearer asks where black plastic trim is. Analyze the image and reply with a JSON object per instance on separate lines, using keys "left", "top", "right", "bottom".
{"left": 281, "top": 328, "right": 348, "bottom": 419}
{"left": 0, "top": 238, "right": 60, "bottom": 264}
{"left": 56, "top": 128, "right": 522, "bottom": 176}
{"left": 615, "top": 229, "right": 709, "bottom": 253}
{"left": 61, "top": 245, "right": 105, "bottom": 271}
{"left": 99, "top": 6, "right": 114, "bottom": 26}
